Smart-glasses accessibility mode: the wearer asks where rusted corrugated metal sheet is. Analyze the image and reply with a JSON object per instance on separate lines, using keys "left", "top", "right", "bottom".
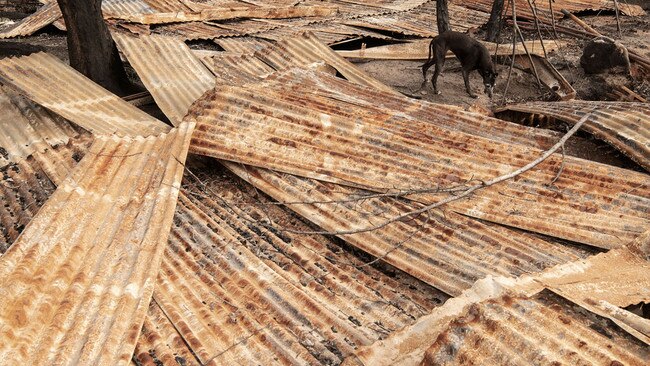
{"left": 0, "top": 134, "right": 92, "bottom": 253}
{"left": 0, "top": 121, "right": 194, "bottom": 364}
{"left": 254, "top": 32, "right": 398, "bottom": 94}
{"left": 215, "top": 36, "right": 276, "bottom": 53}
{"left": 0, "top": 85, "right": 76, "bottom": 167}
{"left": 336, "top": 39, "right": 562, "bottom": 60}
{"left": 227, "top": 163, "right": 590, "bottom": 297}
{"left": 0, "top": 2, "right": 61, "bottom": 38}
{"left": 102, "top": 0, "right": 157, "bottom": 18}
{"left": 152, "top": 21, "right": 242, "bottom": 40}
{"left": 186, "top": 68, "right": 649, "bottom": 249}
{"left": 302, "top": 0, "right": 429, "bottom": 17}
{"left": 0, "top": 53, "right": 169, "bottom": 137}
{"left": 453, "top": 0, "right": 645, "bottom": 22}
{"left": 150, "top": 169, "right": 446, "bottom": 365}
{"left": 346, "top": 237, "right": 650, "bottom": 366}
{"left": 113, "top": 33, "right": 215, "bottom": 125}
{"left": 342, "top": 3, "right": 487, "bottom": 37}
{"left": 420, "top": 290, "right": 649, "bottom": 366}
{"left": 499, "top": 101, "right": 650, "bottom": 171}
{"left": 256, "top": 22, "right": 394, "bottom": 44}
{"left": 200, "top": 52, "right": 275, "bottom": 85}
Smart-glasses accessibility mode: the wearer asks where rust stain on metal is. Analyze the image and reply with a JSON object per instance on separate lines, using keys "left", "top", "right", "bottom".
{"left": 199, "top": 52, "right": 275, "bottom": 85}
{"left": 499, "top": 101, "right": 650, "bottom": 171}
{"left": 0, "top": 121, "right": 194, "bottom": 365}
{"left": 215, "top": 36, "right": 277, "bottom": 53}
{"left": 186, "top": 68, "right": 649, "bottom": 249}
{"left": 113, "top": 33, "right": 216, "bottom": 125}
{"left": 0, "top": 53, "right": 169, "bottom": 137}
{"left": 151, "top": 21, "right": 242, "bottom": 40}
{"left": 420, "top": 291, "right": 650, "bottom": 366}
{"left": 227, "top": 163, "right": 590, "bottom": 297}
{"left": 0, "top": 2, "right": 61, "bottom": 38}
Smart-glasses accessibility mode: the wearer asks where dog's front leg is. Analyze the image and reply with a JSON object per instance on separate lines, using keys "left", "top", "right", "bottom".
{"left": 461, "top": 69, "right": 478, "bottom": 98}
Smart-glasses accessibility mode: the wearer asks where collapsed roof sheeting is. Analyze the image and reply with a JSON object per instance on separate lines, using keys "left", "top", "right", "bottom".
{"left": 227, "top": 163, "right": 589, "bottom": 297}
{"left": 0, "top": 121, "right": 194, "bottom": 365}
{"left": 499, "top": 101, "right": 650, "bottom": 171}
{"left": 0, "top": 85, "right": 77, "bottom": 168}
{"left": 254, "top": 32, "right": 398, "bottom": 94}
{"left": 102, "top": 0, "right": 158, "bottom": 18}
{"left": 199, "top": 52, "right": 275, "bottom": 85}
{"left": 0, "top": 2, "right": 61, "bottom": 38}
{"left": 420, "top": 291, "right": 650, "bottom": 366}
{"left": 150, "top": 177, "right": 446, "bottom": 365}
{"left": 214, "top": 36, "right": 276, "bottom": 53}
{"left": 151, "top": 21, "right": 243, "bottom": 40}
{"left": 113, "top": 32, "right": 216, "bottom": 125}
{"left": 255, "top": 22, "right": 395, "bottom": 45}
{"left": 0, "top": 53, "right": 170, "bottom": 137}
{"left": 452, "top": 0, "right": 645, "bottom": 22}
{"left": 346, "top": 235, "right": 650, "bottom": 366}
{"left": 186, "top": 68, "right": 649, "bottom": 249}
{"left": 341, "top": 3, "right": 487, "bottom": 37}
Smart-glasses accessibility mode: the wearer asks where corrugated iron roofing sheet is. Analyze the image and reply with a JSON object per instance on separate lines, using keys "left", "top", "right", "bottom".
{"left": 0, "top": 53, "right": 170, "bottom": 137}
{"left": 151, "top": 21, "right": 242, "bottom": 40}
{"left": 113, "top": 33, "right": 215, "bottom": 125}
{"left": 499, "top": 101, "right": 650, "bottom": 171}
{"left": 0, "top": 85, "right": 77, "bottom": 167}
{"left": 214, "top": 36, "right": 276, "bottom": 53}
{"left": 102, "top": 0, "right": 157, "bottom": 18}
{"left": 0, "top": 121, "right": 194, "bottom": 364}
{"left": 255, "top": 22, "right": 394, "bottom": 44}
{"left": 254, "top": 32, "right": 398, "bottom": 94}
{"left": 200, "top": 52, "right": 275, "bottom": 85}
{"left": 342, "top": 3, "right": 487, "bottom": 37}
{"left": 227, "top": 163, "right": 590, "bottom": 297}
{"left": 151, "top": 180, "right": 446, "bottom": 365}
{"left": 420, "top": 290, "right": 650, "bottom": 366}
{"left": 186, "top": 68, "right": 649, "bottom": 249}
{"left": 346, "top": 238, "right": 650, "bottom": 366}
{"left": 0, "top": 2, "right": 61, "bottom": 38}
{"left": 453, "top": 0, "right": 645, "bottom": 22}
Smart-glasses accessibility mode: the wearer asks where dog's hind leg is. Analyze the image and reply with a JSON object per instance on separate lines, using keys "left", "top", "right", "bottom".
{"left": 431, "top": 47, "right": 446, "bottom": 95}
{"left": 461, "top": 68, "right": 478, "bottom": 98}
{"left": 419, "top": 40, "right": 436, "bottom": 91}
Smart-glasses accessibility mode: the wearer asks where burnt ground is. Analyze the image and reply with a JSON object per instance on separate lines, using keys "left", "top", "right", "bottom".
{"left": 1, "top": 9, "right": 649, "bottom": 172}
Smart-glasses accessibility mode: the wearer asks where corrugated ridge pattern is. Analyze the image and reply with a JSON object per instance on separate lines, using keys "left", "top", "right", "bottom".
{"left": 152, "top": 178, "right": 445, "bottom": 365}
{"left": 342, "top": 3, "right": 487, "bottom": 37}
{"left": 0, "top": 135, "right": 92, "bottom": 253}
{"left": 113, "top": 33, "right": 215, "bottom": 125}
{"left": 215, "top": 36, "right": 276, "bottom": 54}
{"left": 186, "top": 68, "right": 649, "bottom": 248}
{"left": 0, "top": 85, "right": 78, "bottom": 167}
{"left": 0, "top": 53, "right": 170, "bottom": 137}
{"left": 227, "top": 164, "right": 589, "bottom": 296}
{"left": 0, "top": 2, "right": 61, "bottom": 38}
{"left": 254, "top": 32, "right": 398, "bottom": 94}
{"left": 152, "top": 21, "right": 242, "bottom": 40}
{"left": 0, "top": 122, "right": 194, "bottom": 365}
{"left": 500, "top": 101, "right": 650, "bottom": 171}
{"left": 421, "top": 292, "right": 650, "bottom": 365}
{"left": 201, "top": 52, "right": 275, "bottom": 85}
{"left": 255, "top": 22, "right": 395, "bottom": 44}
{"left": 102, "top": 0, "right": 156, "bottom": 18}
{"left": 453, "top": 0, "right": 645, "bottom": 21}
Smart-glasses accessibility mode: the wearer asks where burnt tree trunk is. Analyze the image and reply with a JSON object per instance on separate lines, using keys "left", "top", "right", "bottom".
{"left": 486, "top": 0, "right": 506, "bottom": 42}
{"left": 56, "top": 0, "right": 128, "bottom": 95}
{"left": 436, "top": 0, "right": 450, "bottom": 34}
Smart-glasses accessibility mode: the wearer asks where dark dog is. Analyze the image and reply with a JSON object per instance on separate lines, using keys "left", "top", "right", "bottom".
{"left": 421, "top": 31, "right": 498, "bottom": 98}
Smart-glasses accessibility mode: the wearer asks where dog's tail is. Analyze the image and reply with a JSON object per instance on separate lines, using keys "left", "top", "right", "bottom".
{"left": 421, "top": 35, "right": 438, "bottom": 81}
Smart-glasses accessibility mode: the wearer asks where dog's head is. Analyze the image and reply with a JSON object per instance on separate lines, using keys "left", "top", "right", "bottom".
{"left": 480, "top": 69, "right": 498, "bottom": 98}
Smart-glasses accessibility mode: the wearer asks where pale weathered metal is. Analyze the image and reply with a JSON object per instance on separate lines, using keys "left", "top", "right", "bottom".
{"left": 420, "top": 291, "right": 649, "bottom": 366}
{"left": 0, "top": 121, "right": 194, "bottom": 365}
{"left": 113, "top": 32, "right": 216, "bottom": 125}
{"left": 152, "top": 21, "right": 243, "bottom": 40}
{"left": 499, "top": 101, "right": 650, "bottom": 171}
{"left": 0, "top": 2, "right": 61, "bottom": 38}
{"left": 0, "top": 53, "right": 170, "bottom": 137}
{"left": 186, "top": 68, "right": 649, "bottom": 249}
